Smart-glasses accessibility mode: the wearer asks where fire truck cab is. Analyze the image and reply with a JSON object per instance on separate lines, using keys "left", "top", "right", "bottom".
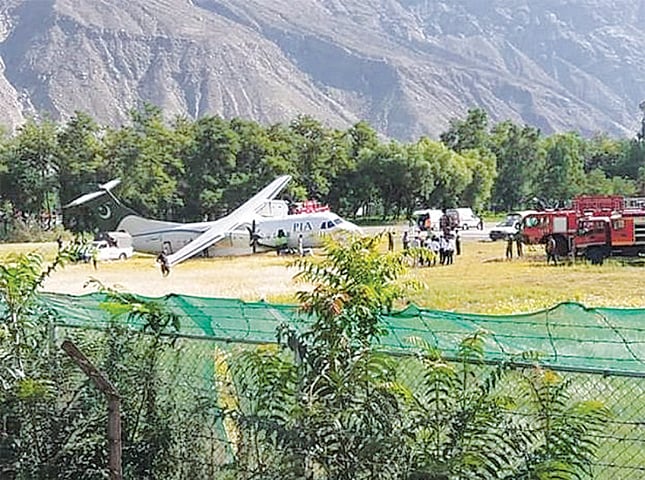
{"left": 522, "top": 210, "right": 578, "bottom": 256}
{"left": 575, "top": 212, "right": 645, "bottom": 263}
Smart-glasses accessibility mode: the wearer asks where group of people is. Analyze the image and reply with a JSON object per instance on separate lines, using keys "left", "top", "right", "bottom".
{"left": 402, "top": 229, "right": 461, "bottom": 266}
{"left": 505, "top": 231, "right": 524, "bottom": 260}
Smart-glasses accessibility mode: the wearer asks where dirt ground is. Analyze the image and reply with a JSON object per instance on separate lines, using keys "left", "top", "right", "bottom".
{"left": 42, "top": 253, "right": 303, "bottom": 301}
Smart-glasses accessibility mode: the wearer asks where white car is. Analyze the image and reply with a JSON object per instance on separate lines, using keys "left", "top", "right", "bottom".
{"left": 84, "top": 231, "right": 134, "bottom": 261}
{"left": 489, "top": 210, "right": 537, "bottom": 241}
{"left": 90, "top": 240, "right": 133, "bottom": 261}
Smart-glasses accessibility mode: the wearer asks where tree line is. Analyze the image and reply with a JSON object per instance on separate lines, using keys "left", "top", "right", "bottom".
{"left": 1, "top": 104, "right": 644, "bottom": 232}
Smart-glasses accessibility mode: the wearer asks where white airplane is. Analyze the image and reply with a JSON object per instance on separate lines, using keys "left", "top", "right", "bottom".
{"left": 63, "top": 176, "right": 362, "bottom": 268}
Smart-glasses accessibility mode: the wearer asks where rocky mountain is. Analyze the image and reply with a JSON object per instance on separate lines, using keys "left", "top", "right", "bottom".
{"left": 0, "top": 0, "right": 643, "bottom": 140}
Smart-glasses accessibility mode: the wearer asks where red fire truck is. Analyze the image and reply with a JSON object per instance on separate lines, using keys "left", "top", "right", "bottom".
{"left": 521, "top": 196, "right": 626, "bottom": 256}
{"left": 290, "top": 200, "right": 330, "bottom": 214}
{"left": 574, "top": 210, "right": 645, "bottom": 264}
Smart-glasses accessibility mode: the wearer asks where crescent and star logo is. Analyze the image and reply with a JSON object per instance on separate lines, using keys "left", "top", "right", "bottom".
{"left": 98, "top": 204, "right": 112, "bottom": 220}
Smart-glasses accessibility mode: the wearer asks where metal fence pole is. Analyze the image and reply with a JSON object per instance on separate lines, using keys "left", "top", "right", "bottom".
{"left": 61, "top": 339, "right": 122, "bottom": 480}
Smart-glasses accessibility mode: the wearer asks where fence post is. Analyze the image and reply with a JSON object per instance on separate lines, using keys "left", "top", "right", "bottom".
{"left": 61, "top": 339, "right": 122, "bottom": 480}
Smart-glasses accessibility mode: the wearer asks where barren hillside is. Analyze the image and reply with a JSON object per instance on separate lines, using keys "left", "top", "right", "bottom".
{"left": 0, "top": 0, "right": 642, "bottom": 139}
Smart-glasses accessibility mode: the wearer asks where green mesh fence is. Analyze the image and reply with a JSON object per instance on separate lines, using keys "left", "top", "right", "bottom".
{"left": 40, "top": 292, "right": 645, "bottom": 478}
{"left": 43, "top": 293, "right": 645, "bottom": 374}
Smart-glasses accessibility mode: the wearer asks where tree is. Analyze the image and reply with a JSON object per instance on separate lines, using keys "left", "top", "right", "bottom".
{"left": 415, "top": 138, "right": 472, "bottom": 209}
{"left": 54, "top": 111, "right": 106, "bottom": 217}
{"left": 458, "top": 148, "right": 497, "bottom": 212}
{"left": 3, "top": 118, "right": 59, "bottom": 225}
{"left": 539, "top": 133, "right": 586, "bottom": 204}
{"left": 490, "top": 121, "right": 543, "bottom": 211}
{"left": 230, "top": 235, "right": 417, "bottom": 479}
{"left": 440, "top": 108, "right": 490, "bottom": 153}
{"left": 102, "top": 105, "right": 185, "bottom": 218}
{"left": 289, "top": 115, "right": 339, "bottom": 200}
{"left": 176, "top": 116, "right": 239, "bottom": 220}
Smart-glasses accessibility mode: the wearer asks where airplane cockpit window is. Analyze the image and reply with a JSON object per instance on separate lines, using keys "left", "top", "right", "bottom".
{"left": 320, "top": 222, "right": 327, "bottom": 230}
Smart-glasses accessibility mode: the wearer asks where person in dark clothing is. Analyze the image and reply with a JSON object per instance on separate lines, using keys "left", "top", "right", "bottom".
{"left": 545, "top": 235, "right": 558, "bottom": 265}
{"left": 387, "top": 229, "right": 394, "bottom": 251}
{"left": 402, "top": 231, "right": 410, "bottom": 250}
{"left": 157, "top": 251, "right": 170, "bottom": 276}
{"left": 505, "top": 234, "right": 513, "bottom": 260}
{"left": 515, "top": 231, "right": 523, "bottom": 257}
{"left": 455, "top": 232, "right": 461, "bottom": 256}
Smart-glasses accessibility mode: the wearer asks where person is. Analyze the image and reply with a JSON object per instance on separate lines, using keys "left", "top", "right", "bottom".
{"left": 429, "top": 235, "right": 440, "bottom": 266}
{"left": 439, "top": 235, "right": 448, "bottom": 265}
{"left": 276, "top": 229, "right": 289, "bottom": 255}
{"left": 445, "top": 234, "right": 455, "bottom": 265}
{"left": 91, "top": 249, "right": 98, "bottom": 270}
{"left": 56, "top": 236, "right": 63, "bottom": 251}
{"left": 402, "top": 231, "right": 410, "bottom": 250}
{"left": 477, "top": 216, "right": 484, "bottom": 230}
{"left": 515, "top": 231, "right": 523, "bottom": 257}
{"left": 387, "top": 229, "right": 394, "bottom": 251}
{"left": 297, "top": 234, "right": 304, "bottom": 257}
{"left": 157, "top": 251, "right": 170, "bottom": 277}
{"left": 455, "top": 232, "right": 461, "bottom": 256}
{"left": 439, "top": 209, "right": 451, "bottom": 236}
{"left": 545, "top": 235, "right": 558, "bottom": 265}
{"left": 505, "top": 234, "right": 513, "bottom": 260}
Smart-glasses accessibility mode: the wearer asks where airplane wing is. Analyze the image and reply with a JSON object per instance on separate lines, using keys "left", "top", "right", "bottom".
{"left": 165, "top": 175, "right": 292, "bottom": 267}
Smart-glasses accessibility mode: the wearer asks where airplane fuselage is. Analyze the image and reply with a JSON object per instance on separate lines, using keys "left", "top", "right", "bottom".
{"left": 117, "top": 211, "right": 360, "bottom": 257}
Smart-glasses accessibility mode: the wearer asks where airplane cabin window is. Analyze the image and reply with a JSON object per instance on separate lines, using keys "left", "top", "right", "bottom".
{"left": 333, "top": 219, "right": 343, "bottom": 225}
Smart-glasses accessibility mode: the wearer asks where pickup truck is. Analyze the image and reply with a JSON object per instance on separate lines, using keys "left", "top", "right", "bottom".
{"left": 83, "top": 232, "right": 134, "bottom": 262}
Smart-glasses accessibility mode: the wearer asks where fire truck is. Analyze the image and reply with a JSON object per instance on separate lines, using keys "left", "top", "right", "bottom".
{"left": 290, "top": 200, "right": 330, "bottom": 215}
{"left": 519, "top": 195, "right": 645, "bottom": 257}
{"left": 574, "top": 210, "right": 645, "bottom": 264}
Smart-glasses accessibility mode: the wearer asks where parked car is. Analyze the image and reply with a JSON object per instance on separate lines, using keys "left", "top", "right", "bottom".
{"left": 84, "top": 231, "right": 134, "bottom": 262}
{"left": 446, "top": 208, "right": 482, "bottom": 230}
{"left": 489, "top": 210, "right": 537, "bottom": 241}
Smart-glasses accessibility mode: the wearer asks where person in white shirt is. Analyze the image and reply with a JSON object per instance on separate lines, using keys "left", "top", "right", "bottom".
{"left": 429, "top": 235, "right": 440, "bottom": 266}
{"left": 445, "top": 235, "right": 456, "bottom": 265}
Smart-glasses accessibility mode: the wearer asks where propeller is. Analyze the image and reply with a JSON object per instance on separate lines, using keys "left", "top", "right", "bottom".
{"left": 247, "top": 219, "right": 262, "bottom": 253}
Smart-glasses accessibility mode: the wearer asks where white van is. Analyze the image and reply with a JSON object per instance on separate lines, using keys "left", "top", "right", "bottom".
{"left": 446, "top": 208, "right": 481, "bottom": 230}
{"left": 412, "top": 208, "right": 444, "bottom": 231}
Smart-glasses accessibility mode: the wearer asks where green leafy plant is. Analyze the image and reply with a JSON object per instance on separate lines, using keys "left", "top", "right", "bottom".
{"left": 229, "top": 235, "right": 609, "bottom": 480}
{"left": 401, "top": 334, "right": 609, "bottom": 480}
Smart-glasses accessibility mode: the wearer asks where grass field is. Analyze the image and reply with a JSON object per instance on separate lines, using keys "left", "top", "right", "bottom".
{"left": 3, "top": 237, "right": 645, "bottom": 314}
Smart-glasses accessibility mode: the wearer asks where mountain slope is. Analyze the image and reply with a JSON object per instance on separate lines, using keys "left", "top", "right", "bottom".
{"left": 0, "top": 0, "right": 642, "bottom": 140}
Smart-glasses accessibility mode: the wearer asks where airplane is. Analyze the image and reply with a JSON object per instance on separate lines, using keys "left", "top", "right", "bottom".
{"left": 63, "top": 175, "right": 362, "bottom": 268}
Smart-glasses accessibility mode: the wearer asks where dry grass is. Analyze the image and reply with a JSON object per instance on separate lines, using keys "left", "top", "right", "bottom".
{"left": 3, "top": 238, "right": 645, "bottom": 314}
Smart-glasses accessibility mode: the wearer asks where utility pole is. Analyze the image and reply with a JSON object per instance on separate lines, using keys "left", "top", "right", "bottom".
{"left": 61, "top": 339, "right": 122, "bottom": 480}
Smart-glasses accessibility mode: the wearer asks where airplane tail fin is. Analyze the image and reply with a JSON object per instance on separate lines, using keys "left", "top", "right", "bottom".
{"left": 63, "top": 179, "right": 137, "bottom": 232}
